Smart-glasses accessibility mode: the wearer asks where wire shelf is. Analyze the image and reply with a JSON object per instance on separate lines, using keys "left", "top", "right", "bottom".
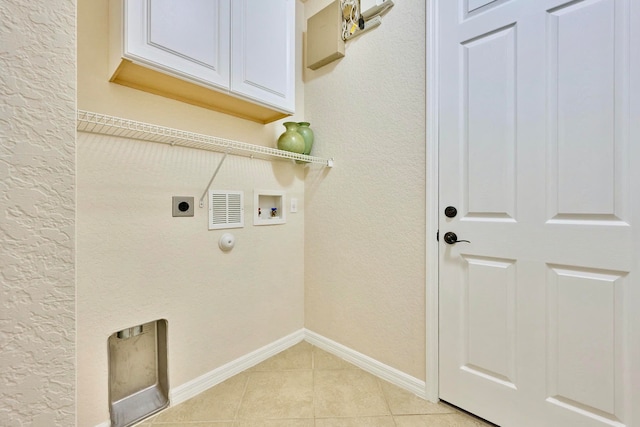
{"left": 76, "top": 110, "right": 334, "bottom": 167}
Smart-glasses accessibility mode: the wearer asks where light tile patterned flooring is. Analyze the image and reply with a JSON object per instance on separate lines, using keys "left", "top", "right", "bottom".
{"left": 137, "top": 342, "right": 493, "bottom": 427}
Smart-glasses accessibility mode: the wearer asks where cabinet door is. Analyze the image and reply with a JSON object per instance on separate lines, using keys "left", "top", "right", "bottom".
{"left": 230, "top": 0, "right": 295, "bottom": 113}
{"left": 125, "top": 0, "right": 231, "bottom": 89}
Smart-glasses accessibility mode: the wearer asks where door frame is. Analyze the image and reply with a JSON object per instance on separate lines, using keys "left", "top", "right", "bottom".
{"left": 425, "top": 0, "right": 440, "bottom": 403}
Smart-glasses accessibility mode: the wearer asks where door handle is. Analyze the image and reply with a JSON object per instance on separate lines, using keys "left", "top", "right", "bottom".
{"left": 443, "top": 232, "right": 470, "bottom": 245}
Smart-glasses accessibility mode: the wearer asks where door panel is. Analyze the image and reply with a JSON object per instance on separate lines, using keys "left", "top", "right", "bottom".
{"left": 546, "top": 265, "right": 625, "bottom": 419}
{"left": 468, "top": 0, "right": 499, "bottom": 13}
{"left": 464, "top": 25, "right": 517, "bottom": 219}
{"left": 438, "top": 0, "right": 638, "bottom": 426}
{"left": 462, "top": 256, "right": 517, "bottom": 387}
{"left": 547, "top": 0, "right": 619, "bottom": 218}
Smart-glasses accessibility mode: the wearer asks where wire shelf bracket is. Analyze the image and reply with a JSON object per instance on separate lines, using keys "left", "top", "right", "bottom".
{"left": 199, "top": 149, "right": 230, "bottom": 208}
{"left": 76, "top": 110, "right": 335, "bottom": 167}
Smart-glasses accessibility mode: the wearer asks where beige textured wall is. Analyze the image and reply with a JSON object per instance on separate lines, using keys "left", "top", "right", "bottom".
{"left": 77, "top": 1, "right": 307, "bottom": 425}
{"left": 303, "top": 0, "right": 427, "bottom": 380}
{"left": 0, "top": 0, "right": 76, "bottom": 425}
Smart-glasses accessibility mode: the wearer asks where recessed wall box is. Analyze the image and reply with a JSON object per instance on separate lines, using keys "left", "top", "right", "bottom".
{"left": 172, "top": 196, "right": 194, "bottom": 217}
{"left": 108, "top": 319, "right": 168, "bottom": 427}
{"left": 254, "top": 190, "right": 286, "bottom": 225}
{"left": 306, "top": 0, "right": 345, "bottom": 70}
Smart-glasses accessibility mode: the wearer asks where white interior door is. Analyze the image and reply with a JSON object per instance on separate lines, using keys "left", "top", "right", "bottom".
{"left": 437, "top": 1, "right": 640, "bottom": 426}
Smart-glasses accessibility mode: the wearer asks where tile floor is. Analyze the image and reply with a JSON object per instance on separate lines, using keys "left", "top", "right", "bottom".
{"left": 137, "top": 342, "right": 493, "bottom": 427}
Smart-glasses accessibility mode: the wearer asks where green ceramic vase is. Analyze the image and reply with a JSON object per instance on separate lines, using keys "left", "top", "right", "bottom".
{"left": 277, "top": 122, "right": 305, "bottom": 154}
{"left": 296, "top": 122, "right": 314, "bottom": 155}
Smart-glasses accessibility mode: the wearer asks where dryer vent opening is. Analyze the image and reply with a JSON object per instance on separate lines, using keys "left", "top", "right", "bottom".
{"left": 108, "top": 319, "right": 168, "bottom": 427}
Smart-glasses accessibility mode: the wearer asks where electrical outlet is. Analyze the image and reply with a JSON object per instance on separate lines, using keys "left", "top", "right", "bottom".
{"left": 172, "top": 196, "right": 194, "bottom": 217}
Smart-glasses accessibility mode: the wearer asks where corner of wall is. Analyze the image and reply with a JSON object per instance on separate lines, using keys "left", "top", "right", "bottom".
{"left": 0, "top": 0, "right": 76, "bottom": 425}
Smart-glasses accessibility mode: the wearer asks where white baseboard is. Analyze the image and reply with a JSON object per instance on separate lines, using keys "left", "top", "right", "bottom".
{"left": 170, "top": 328, "right": 305, "bottom": 405}
{"left": 304, "top": 329, "right": 427, "bottom": 399}
{"left": 96, "top": 329, "right": 305, "bottom": 427}
{"left": 96, "top": 328, "right": 428, "bottom": 426}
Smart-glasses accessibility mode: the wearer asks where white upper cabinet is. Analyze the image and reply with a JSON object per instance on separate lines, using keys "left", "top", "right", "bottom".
{"left": 125, "top": 0, "right": 231, "bottom": 89}
{"left": 231, "top": 0, "right": 295, "bottom": 113}
{"left": 109, "top": 0, "right": 295, "bottom": 123}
